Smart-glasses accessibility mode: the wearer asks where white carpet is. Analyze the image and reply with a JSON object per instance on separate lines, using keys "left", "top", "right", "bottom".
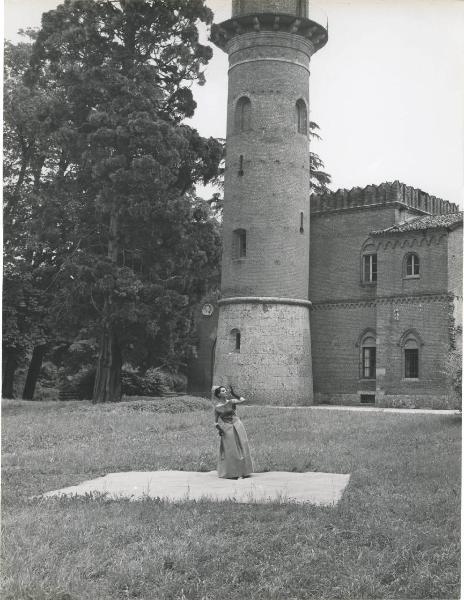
{"left": 43, "top": 470, "right": 350, "bottom": 505}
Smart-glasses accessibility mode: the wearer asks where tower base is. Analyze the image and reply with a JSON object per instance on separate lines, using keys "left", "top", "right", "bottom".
{"left": 213, "top": 298, "right": 313, "bottom": 405}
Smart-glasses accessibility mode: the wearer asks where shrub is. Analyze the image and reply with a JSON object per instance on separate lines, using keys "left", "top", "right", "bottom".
{"left": 38, "top": 361, "right": 61, "bottom": 389}
{"left": 73, "top": 366, "right": 97, "bottom": 400}
{"left": 59, "top": 365, "right": 182, "bottom": 400}
{"left": 118, "top": 395, "right": 211, "bottom": 413}
{"left": 441, "top": 350, "right": 462, "bottom": 410}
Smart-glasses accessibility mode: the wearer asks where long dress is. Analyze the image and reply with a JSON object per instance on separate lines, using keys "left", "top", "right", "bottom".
{"left": 215, "top": 401, "right": 253, "bottom": 478}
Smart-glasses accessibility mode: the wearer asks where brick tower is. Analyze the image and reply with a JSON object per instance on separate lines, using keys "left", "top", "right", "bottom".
{"left": 211, "top": 0, "right": 328, "bottom": 405}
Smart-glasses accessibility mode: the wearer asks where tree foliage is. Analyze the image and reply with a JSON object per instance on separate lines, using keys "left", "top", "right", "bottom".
{"left": 4, "top": 1, "right": 223, "bottom": 401}
{"left": 309, "top": 121, "right": 331, "bottom": 195}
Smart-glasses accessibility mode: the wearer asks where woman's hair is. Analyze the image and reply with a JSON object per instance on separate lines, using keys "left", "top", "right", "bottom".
{"left": 214, "top": 386, "right": 226, "bottom": 398}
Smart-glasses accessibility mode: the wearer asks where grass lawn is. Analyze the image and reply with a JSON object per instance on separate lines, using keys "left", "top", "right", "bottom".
{"left": 1, "top": 398, "right": 461, "bottom": 600}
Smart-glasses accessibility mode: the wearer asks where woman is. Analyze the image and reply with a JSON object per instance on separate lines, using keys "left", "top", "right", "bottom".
{"left": 213, "top": 385, "right": 253, "bottom": 479}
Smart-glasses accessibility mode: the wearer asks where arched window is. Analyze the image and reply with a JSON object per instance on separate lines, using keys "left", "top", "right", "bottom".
{"left": 362, "top": 254, "right": 377, "bottom": 283}
{"left": 404, "top": 253, "right": 420, "bottom": 277}
{"left": 296, "top": 99, "right": 308, "bottom": 135}
{"left": 235, "top": 96, "right": 251, "bottom": 132}
{"left": 230, "top": 328, "right": 241, "bottom": 353}
{"left": 404, "top": 340, "right": 419, "bottom": 378}
{"left": 399, "top": 330, "right": 423, "bottom": 379}
{"left": 360, "top": 238, "right": 378, "bottom": 284}
{"left": 232, "top": 228, "right": 247, "bottom": 259}
{"left": 357, "top": 330, "right": 376, "bottom": 379}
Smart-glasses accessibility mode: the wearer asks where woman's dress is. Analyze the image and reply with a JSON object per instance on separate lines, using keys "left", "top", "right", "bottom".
{"left": 215, "top": 401, "right": 253, "bottom": 478}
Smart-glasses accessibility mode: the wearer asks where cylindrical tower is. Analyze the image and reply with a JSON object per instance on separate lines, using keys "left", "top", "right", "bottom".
{"left": 211, "top": 0, "right": 327, "bottom": 405}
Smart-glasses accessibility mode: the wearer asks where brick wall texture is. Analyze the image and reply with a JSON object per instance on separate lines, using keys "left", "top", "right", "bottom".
{"left": 309, "top": 200, "right": 462, "bottom": 408}
{"left": 193, "top": 4, "right": 463, "bottom": 408}
{"left": 221, "top": 32, "right": 312, "bottom": 300}
{"left": 232, "top": 0, "right": 306, "bottom": 17}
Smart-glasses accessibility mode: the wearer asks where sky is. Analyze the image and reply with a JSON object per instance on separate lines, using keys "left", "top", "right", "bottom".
{"left": 4, "top": 0, "right": 464, "bottom": 207}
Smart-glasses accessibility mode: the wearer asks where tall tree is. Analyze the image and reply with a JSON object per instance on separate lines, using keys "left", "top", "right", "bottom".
{"left": 26, "top": 0, "right": 222, "bottom": 402}
{"left": 309, "top": 121, "right": 331, "bottom": 194}
{"left": 3, "top": 37, "right": 68, "bottom": 398}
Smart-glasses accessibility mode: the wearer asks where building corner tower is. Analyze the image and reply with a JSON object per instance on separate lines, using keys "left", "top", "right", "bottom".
{"left": 211, "top": 0, "right": 328, "bottom": 405}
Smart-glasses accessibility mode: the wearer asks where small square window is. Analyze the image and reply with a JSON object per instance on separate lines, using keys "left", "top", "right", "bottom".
{"left": 360, "top": 394, "right": 375, "bottom": 404}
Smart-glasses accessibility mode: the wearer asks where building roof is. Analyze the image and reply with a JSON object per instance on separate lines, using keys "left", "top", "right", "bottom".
{"left": 310, "top": 180, "right": 460, "bottom": 217}
{"left": 371, "top": 212, "right": 463, "bottom": 236}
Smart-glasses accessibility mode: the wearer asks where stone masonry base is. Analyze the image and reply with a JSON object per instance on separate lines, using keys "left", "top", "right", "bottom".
{"left": 214, "top": 300, "right": 313, "bottom": 405}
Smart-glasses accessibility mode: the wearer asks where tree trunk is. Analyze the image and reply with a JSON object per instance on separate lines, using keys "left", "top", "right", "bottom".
{"left": 93, "top": 201, "right": 122, "bottom": 403}
{"left": 93, "top": 318, "right": 122, "bottom": 403}
{"left": 2, "top": 349, "right": 18, "bottom": 398}
{"left": 22, "top": 345, "right": 46, "bottom": 400}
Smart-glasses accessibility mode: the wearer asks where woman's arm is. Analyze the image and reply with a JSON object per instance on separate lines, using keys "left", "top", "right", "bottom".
{"left": 232, "top": 396, "right": 246, "bottom": 404}
{"left": 229, "top": 386, "right": 245, "bottom": 403}
{"left": 214, "top": 409, "right": 224, "bottom": 435}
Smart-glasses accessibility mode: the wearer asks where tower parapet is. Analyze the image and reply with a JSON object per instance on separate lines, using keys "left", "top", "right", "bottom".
{"left": 311, "top": 181, "right": 459, "bottom": 216}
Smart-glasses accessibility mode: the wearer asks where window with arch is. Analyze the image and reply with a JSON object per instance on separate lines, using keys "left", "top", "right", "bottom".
{"left": 404, "top": 252, "right": 420, "bottom": 277}
{"left": 358, "top": 330, "right": 376, "bottom": 379}
{"left": 232, "top": 228, "right": 247, "bottom": 259}
{"left": 362, "top": 253, "right": 377, "bottom": 283}
{"left": 230, "top": 328, "right": 241, "bottom": 353}
{"left": 235, "top": 96, "right": 251, "bottom": 132}
{"left": 399, "top": 330, "right": 423, "bottom": 379}
{"left": 296, "top": 0, "right": 307, "bottom": 17}
{"left": 296, "top": 99, "right": 308, "bottom": 135}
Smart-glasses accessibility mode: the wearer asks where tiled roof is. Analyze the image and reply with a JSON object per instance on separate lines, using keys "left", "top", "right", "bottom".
{"left": 371, "top": 212, "right": 463, "bottom": 235}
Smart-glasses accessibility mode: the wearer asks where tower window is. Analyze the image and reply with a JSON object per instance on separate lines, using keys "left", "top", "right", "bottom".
{"left": 239, "top": 154, "right": 244, "bottom": 176}
{"left": 235, "top": 97, "right": 251, "bottom": 132}
{"left": 362, "top": 254, "right": 377, "bottom": 283}
{"left": 230, "top": 328, "right": 241, "bottom": 353}
{"left": 404, "top": 253, "right": 420, "bottom": 277}
{"left": 296, "top": 99, "right": 308, "bottom": 135}
{"left": 232, "top": 229, "right": 247, "bottom": 259}
{"left": 296, "top": 0, "right": 307, "bottom": 17}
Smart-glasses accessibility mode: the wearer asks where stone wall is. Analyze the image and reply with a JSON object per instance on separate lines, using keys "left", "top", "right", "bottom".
{"left": 375, "top": 295, "right": 452, "bottom": 398}
{"left": 309, "top": 205, "right": 396, "bottom": 303}
{"left": 375, "top": 231, "right": 449, "bottom": 297}
{"left": 214, "top": 300, "right": 312, "bottom": 405}
{"left": 310, "top": 304, "right": 376, "bottom": 395}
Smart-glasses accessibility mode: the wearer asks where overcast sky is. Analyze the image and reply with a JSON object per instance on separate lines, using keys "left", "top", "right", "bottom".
{"left": 4, "top": 0, "right": 464, "bottom": 207}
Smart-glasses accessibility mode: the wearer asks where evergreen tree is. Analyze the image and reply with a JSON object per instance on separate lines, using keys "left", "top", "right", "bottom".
{"left": 309, "top": 121, "right": 331, "bottom": 194}
{"left": 7, "top": 1, "right": 223, "bottom": 401}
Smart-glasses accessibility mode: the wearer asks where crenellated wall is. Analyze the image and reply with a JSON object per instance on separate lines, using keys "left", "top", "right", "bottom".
{"left": 311, "top": 181, "right": 459, "bottom": 216}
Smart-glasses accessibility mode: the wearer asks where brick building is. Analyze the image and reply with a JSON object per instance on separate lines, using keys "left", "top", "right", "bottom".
{"left": 309, "top": 182, "right": 462, "bottom": 408}
{"left": 189, "top": 181, "right": 462, "bottom": 408}
{"left": 188, "top": 0, "right": 462, "bottom": 408}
